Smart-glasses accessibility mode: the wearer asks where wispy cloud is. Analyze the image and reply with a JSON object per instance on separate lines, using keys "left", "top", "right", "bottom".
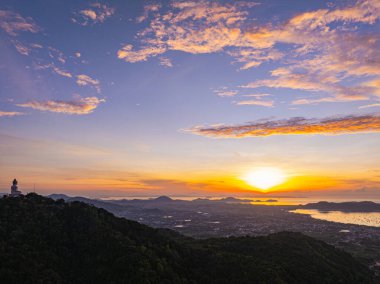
{"left": 11, "top": 40, "right": 43, "bottom": 56}
{"left": 0, "top": 10, "right": 39, "bottom": 36}
{"left": 291, "top": 96, "right": 368, "bottom": 105}
{"left": 240, "top": 0, "right": 380, "bottom": 104}
{"left": 235, "top": 93, "right": 274, "bottom": 106}
{"left": 359, "top": 103, "right": 380, "bottom": 109}
{"left": 136, "top": 3, "right": 161, "bottom": 23}
{"left": 213, "top": 87, "right": 238, "bottom": 97}
{"left": 159, "top": 56, "right": 173, "bottom": 67}
{"left": 76, "top": 74, "right": 100, "bottom": 93}
{"left": 34, "top": 63, "right": 73, "bottom": 78}
{"left": 117, "top": 44, "right": 166, "bottom": 63}
{"left": 16, "top": 96, "right": 105, "bottom": 115}
{"left": 234, "top": 100, "right": 274, "bottom": 107}
{"left": 118, "top": 0, "right": 379, "bottom": 104}
{"left": 12, "top": 40, "right": 31, "bottom": 55}
{"left": 52, "top": 66, "right": 72, "bottom": 78}
{"left": 228, "top": 49, "right": 283, "bottom": 70}
{"left": 72, "top": 3, "right": 115, "bottom": 26}
{"left": 186, "top": 114, "right": 380, "bottom": 138}
{"left": 118, "top": 0, "right": 379, "bottom": 67}
{"left": 243, "top": 93, "right": 271, "bottom": 98}
{"left": 118, "top": 1, "right": 261, "bottom": 64}
{"left": 48, "top": 46, "right": 66, "bottom": 64}
{"left": 0, "top": 111, "right": 25, "bottom": 117}
{"left": 244, "top": 64, "right": 379, "bottom": 104}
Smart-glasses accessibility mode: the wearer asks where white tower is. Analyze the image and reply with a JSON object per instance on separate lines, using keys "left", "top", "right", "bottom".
{"left": 10, "top": 179, "right": 22, "bottom": 196}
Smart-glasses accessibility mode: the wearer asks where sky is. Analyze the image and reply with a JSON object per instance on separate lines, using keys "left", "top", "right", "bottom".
{"left": 0, "top": 0, "right": 379, "bottom": 198}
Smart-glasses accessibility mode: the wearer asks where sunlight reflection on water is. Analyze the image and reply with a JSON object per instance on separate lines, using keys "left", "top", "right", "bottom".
{"left": 291, "top": 209, "right": 380, "bottom": 227}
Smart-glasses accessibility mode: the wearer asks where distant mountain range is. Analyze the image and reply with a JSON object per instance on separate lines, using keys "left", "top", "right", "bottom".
{"left": 48, "top": 194, "right": 380, "bottom": 212}
{"left": 302, "top": 201, "right": 380, "bottom": 212}
{"left": 0, "top": 193, "right": 377, "bottom": 283}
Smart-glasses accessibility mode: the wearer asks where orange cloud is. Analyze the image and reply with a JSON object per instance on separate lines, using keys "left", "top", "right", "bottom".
{"left": 117, "top": 1, "right": 265, "bottom": 65}
{"left": 117, "top": 44, "right": 166, "bottom": 63}
{"left": 118, "top": 0, "right": 379, "bottom": 72}
{"left": 16, "top": 96, "right": 105, "bottom": 115}
{"left": 76, "top": 74, "right": 100, "bottom": 93}
{"left": 0, "top": 111, "right": 24, "bottom": 117}
{"left": 186, "top": 114, "right": 380, "bottom": 138}
{"left": 136, "top": 3, "right": 161, "bottom": 23}
{"left": 72, "top": 3, "right": 115, "bottom": 26}
{"left": 119, "top": 0, "right": 379, "bottom": 106}
{"left": 240, "top": 1, "right": 380, "bottom": 104}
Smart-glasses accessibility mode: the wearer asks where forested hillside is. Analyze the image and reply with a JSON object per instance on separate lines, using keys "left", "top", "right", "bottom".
{"left": 0, "top": 194, "right": 375, "bottom": 284}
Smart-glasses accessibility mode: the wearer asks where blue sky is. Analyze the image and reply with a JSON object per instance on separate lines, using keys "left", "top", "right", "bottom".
{"left": 0, "top": 0, "right": 379, "bottom": 197}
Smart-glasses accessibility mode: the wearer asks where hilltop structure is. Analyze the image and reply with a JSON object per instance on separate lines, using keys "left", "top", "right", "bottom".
{"left": 10, "top": 179, "right": 22, "bottom": 196}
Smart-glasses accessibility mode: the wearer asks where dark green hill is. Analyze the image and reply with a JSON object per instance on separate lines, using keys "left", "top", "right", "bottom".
{"left": 0, "top": 194, "right": 375, "bottom": 284}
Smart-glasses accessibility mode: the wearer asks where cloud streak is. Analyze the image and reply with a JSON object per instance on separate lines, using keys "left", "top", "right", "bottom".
{"left": 16, "top": 96, "right": 105, "bottom": 115}
{"left": 0, "top": 111, "right": 25, "bottom": 117}
{"left": 359, "top": 103, "right": 380, "bottom": 109}
{"left": 213, "top": 87, "right": 238, "bottom": 97}
{"left": 234, "top": 100, "right": 274, "bottom": 107}
{"left": 52, "top": 66, "right": 72, "bottom": 78}
{"left": 186, "top": 114, "right": 380, "bottom": 138}
{"left": 76, "top": 74, "right": 100, "bottom": 93}
{"left": 12, "top": 40, "right": 31, "bottom": 55}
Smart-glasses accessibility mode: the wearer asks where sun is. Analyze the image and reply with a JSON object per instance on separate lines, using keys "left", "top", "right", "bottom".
{"left": 243, "top": 167, "right": 286, "bottom": 190}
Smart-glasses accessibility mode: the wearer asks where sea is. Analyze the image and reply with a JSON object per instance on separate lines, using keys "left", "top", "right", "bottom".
{"left": 99, "top": 196, "right": 380, "bottom": 228}
{"left": 290, "top": 209, "right": 380, "bottom": 227}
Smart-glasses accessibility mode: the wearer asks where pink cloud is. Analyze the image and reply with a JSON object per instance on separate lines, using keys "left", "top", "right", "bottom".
{"left": 234, "top": 100, "right": 274, "bottom": 107}
{"left": 0, "top": 10, "right": 39, "bottom": 36}
{"left": 16, "top": 96, "right": 105, "bottom": 115}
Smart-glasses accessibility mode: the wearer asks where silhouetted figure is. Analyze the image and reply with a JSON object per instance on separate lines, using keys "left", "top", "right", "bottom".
{"left": 10, "top": 179, "right": 22, "bottom": 196}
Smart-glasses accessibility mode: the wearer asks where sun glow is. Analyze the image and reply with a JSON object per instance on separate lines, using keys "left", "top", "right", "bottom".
{"left": 243, "top": 168, "right": 286, "bottom": 190}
